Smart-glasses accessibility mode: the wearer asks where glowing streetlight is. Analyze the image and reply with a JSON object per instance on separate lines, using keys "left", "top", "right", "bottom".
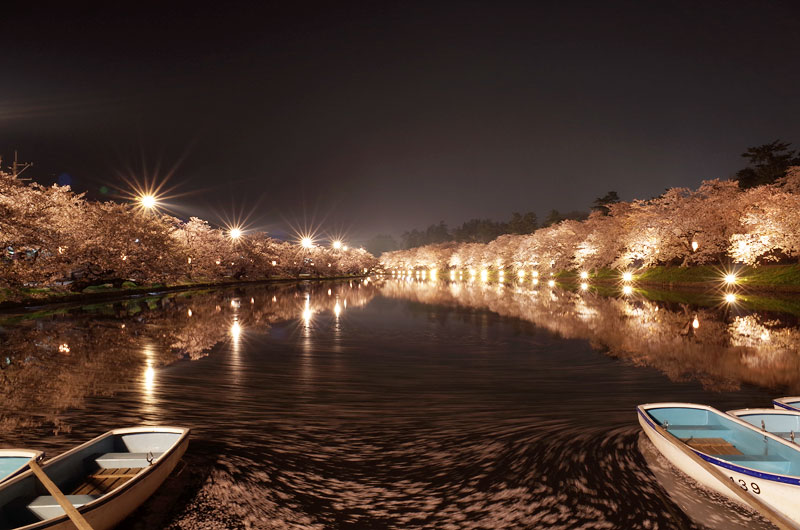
{"left": 548, "top": 279, "right": 555, "bottom": 287}
{"left": 580, "top": 282, "right": 588, "bottom": 291}
{"left": 517, "top": 270, "right": 525, "bottom": 279}
{"left": 139, "top": 194, "right": 157, "bottom": 209}
{"left": 301, "top": 237, "right": 314, "bottom": 249}
{"left": 691, "top": 241, "right": 699, "bottom": 252}
{"left": 622, "top": 271, "right": 633, "bottom": 282}
{"left": 580, "top": 271, "right": 589, "bottom": 280}
{"left": 724, "top": 273, "right": 737, "bottom": 285}
{"left": 332, "top": 240, "right": 343, "bottom": 250}
{"left": 229, "top": 227, "right": 242, "bottom": 240}
{"left": 692, "top": 316, "right": 700, "bottom": 329}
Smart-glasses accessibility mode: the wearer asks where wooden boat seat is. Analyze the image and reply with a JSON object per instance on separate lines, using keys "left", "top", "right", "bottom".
{"left": 71, "top": 467, "right": 144, "bottom": 496}
{"left": 93, "top": 452, "right": 162, "bottom": 469}
{"left": 681, "top": 437, "right": 743, "bottom": 455}
{"left": 27, "top": 495, "right": 96, "bottom": 520}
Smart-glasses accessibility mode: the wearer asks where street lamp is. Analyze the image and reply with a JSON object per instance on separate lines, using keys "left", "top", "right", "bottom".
{"left": 332, "top": 240, "right": 342, "bottom": 250}
{"left": 301, "top": 237, "right": 314, "bottom": 249}
{"left": 139, "top": 194, "right": 157, "bottom": 209}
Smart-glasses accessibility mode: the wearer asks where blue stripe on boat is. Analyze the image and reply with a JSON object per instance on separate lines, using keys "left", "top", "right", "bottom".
{"left": 774, "top": 401, "right": 800, "bottom": 411}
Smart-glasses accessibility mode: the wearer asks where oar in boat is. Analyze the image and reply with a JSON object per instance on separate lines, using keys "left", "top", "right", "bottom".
{"left": 28, "top": 456, "right": 95, "bottom": 530}
{"left": 648, "top": 418, "right": 796, "bottom": 530}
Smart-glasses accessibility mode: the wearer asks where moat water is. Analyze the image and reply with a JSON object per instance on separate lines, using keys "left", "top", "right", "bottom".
{"left": 2, "top": 277, "right": 798, "bottom": 528}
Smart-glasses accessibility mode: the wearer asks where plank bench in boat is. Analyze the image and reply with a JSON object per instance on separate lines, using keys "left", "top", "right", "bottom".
{"left": 681, "top": 437, "right": 743, "bottom": 456}
{"left": 71, "top": 467, "right": 144, "bottom": 497}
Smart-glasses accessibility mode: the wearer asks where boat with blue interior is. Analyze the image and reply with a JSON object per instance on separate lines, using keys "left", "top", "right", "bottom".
{"left": 0, "top": 426, "right": 189, "bottom": 530}
{"left": 638, "top": 402, "right": 800, "bottom": 528}
{"left": 728, "top": 408, "right": 800, "bottom": 444}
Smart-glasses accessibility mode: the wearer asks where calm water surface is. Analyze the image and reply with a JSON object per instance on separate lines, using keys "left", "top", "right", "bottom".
{"left": 2, "top": 278, "right": 799, "bottom": 529}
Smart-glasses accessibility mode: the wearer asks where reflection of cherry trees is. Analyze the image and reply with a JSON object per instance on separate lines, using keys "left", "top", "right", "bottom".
{"left": 0, "top": 171, "right": 377, "bottom": 293}
{"left": 382, "top": 167, "right": 800, "bottom": 273}
{"left": 379, "top": 278, "right": 800, "bottom": 392}
{"left": 0, "top": 281, "right": 378, "bottom": 434}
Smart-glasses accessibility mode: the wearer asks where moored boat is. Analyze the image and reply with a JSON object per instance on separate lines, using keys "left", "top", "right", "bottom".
{"left": 773, "top": 397, "right": 800, "bottom": 412}
{"left": 638, "top": 402, "right": 800, "bottom": 528}
{"left": 0, "top": 451, "right": 41, "bottom": 485}
{"left": 728, "top": 408, "right": 800, "bottom": 443}
{"left": 0, "top": 426, "right": 189, "bottom": 530}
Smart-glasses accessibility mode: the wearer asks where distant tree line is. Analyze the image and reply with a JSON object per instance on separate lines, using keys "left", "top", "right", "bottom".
{"left": 365, "top": 210, "right": 594, "bottom": 256}
{"left": 381, "top": 141, "right": 800, "bottom": 270}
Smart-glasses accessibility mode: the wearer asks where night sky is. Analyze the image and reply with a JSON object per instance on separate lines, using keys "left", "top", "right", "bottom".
{"left": 1, "top": 1, "right": 798, "bottom": 242}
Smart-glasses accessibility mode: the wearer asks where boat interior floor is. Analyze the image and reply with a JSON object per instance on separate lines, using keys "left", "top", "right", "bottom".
{"left": 70, "top": 467, "right": 144, "bottom": 496}
{"left": 681, "top": 437, "right": 744, "bottom": 456}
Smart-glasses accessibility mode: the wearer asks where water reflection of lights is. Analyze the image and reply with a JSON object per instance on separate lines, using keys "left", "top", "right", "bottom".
{"left": 144, "top": 363, "right": 155, "bottom": 393}
{"left": 334, "top": 301, "right": 341, "bottom": 318}
{"left": 450, "top": 270, "right": 456, "bottom": 280}
{"left": 532, "top": 270, "right": 539, "bottom": 278}
{"left": 580, "top": 282, "right": 588, "bottom": 291}
{"left": 58, "top": 343, "right": 70, "bottom": 353}
{"left": 533, "top": 278, "right": 539, "bottom": 285}
{"left": 622, "top": 285, "right": 633, "bottom": 295}
{"left": 548, "top": 279, "right": 555, "bottom": 287}
{"left": 302, "top": 299, "right": 313, "bottom": 326}
{"left": 187, "top": 308, "right": 192, "bottom": 317}
{"left": 141, "top": 344, "right": 158, "bottom": 416}
{"left": 518, "top": 270, "right": 525, "bottom": 279}
{"left": 480, "top": 269, "right": 488, "bottom": 282}
{"left": 725, "top": 292, "right": 737, "bottom": 303}
{"left": 230, "top": 320, "right": 242, "bottom": 340}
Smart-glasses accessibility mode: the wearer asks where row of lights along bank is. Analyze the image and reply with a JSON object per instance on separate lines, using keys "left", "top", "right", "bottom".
{"left": 390, "top": 267, "right": 741, "bottom": 304}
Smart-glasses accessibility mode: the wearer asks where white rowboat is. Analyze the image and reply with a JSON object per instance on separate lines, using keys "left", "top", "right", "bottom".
{"left": 638, "top": 402, "right": 800, "bottom": 529}
{"left": 0, "top": 426, "right": 189, "bottom": 530}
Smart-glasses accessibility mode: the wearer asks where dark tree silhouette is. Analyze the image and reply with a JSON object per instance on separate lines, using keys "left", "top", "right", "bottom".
{"left": 735, "top": 140, "right": 800, "bottom": 189}
{"left": 592, "top": 191, "right": 620, "bottom": 215}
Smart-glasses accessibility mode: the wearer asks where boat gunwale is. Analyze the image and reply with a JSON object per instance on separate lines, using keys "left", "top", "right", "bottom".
{"left": 773, "top": 397, "right": 800, "bottom": 412}
{"left": 728, "top": 408, "right": 800, "bottom": 418}
{"left": 3, "top": 426, "right": 189, "bottom": 530}
{"left": 638, "top": 403, "right": 800, "bottom": 486}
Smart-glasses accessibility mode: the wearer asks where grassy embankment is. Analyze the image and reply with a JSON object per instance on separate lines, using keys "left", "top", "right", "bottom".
{"left": 554, "top": 264, "right": 800, "bottom": 316}
{"left": 0, "top": 274, "right": 365, "bottom": 309}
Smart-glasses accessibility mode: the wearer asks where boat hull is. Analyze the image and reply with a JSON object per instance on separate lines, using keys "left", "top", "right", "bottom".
{"left": 638, "top": 405, "right": 800, "bottom": 527}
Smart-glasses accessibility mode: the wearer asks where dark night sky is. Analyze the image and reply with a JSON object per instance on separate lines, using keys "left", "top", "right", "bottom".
{"left": 1, "top": 1, "right": 798, "bottom": 242}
